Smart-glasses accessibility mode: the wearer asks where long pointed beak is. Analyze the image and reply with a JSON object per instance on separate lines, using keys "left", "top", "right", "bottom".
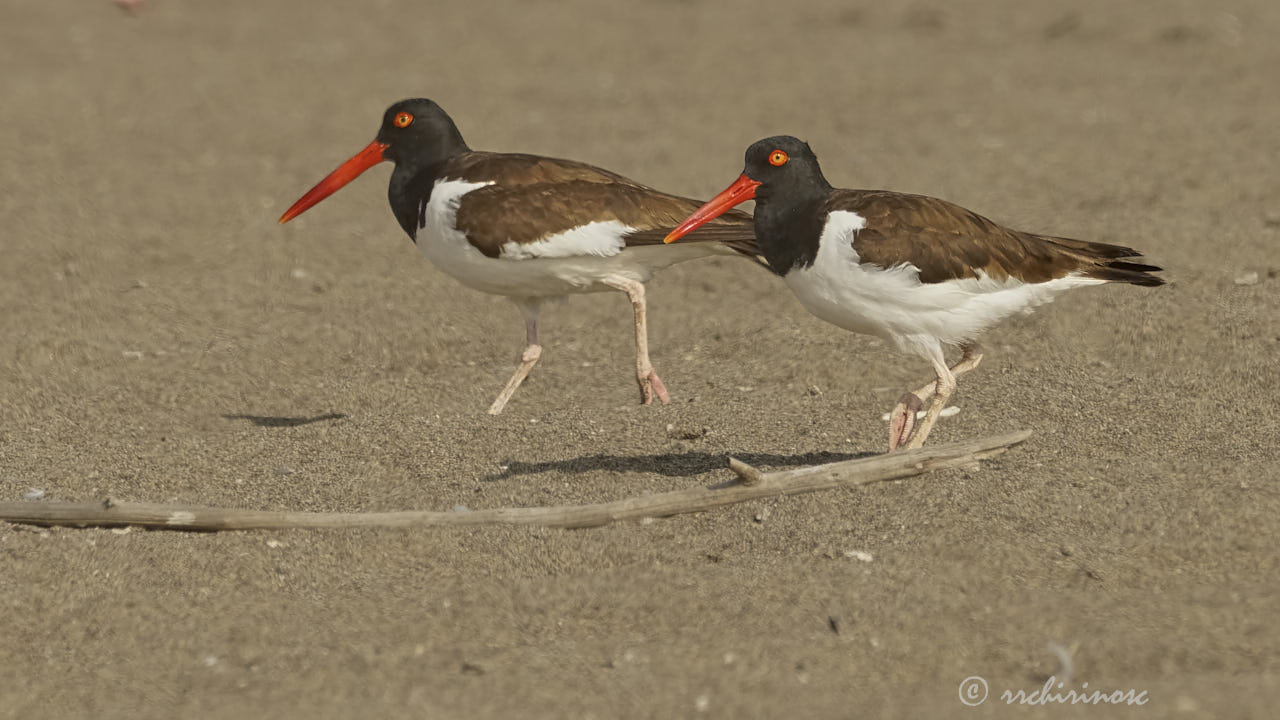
{"left": 663, "top": 173, "right": 761, "bottom": 243}
{"left": 278, "top": 140, "right": 389, "bottom": 224}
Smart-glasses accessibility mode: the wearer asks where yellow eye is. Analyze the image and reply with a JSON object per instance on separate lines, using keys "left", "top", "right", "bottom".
{"left": 394, "top": 112, "right": 414, "bottom": 128}
{"left": 768, "top": 150, "right": 788, "bottom": 166}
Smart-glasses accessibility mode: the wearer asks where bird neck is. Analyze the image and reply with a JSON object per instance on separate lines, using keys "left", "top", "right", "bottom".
{"left": 753, "top": 182, "right": 831, "bottom": 275}
{"left": 387, "top": 145, "right": 469, "bottom": 242}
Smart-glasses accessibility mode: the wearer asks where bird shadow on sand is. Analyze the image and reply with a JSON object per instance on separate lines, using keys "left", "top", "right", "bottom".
{"left": 485, "top": 449, "right": 875, "bottom": 481}
{"left": 222, "top": 413, "right": 347, "bottom": 428}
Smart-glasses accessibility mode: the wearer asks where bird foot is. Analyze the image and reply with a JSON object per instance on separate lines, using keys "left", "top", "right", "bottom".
{"left": 113, "top": 0, "right": 146, "bottom": 14}
{"left": 888, "top": 392, "right": 923, "bottom": 452}
{"left": 639, "top": 369, "right": 670, "bottom": 405}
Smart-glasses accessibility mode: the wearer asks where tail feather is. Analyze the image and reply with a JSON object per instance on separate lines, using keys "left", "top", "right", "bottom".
{"left": 1038, "top": 234, "right": 1165, "bottom": 287}
{"left": 1083, "top": 259, "right": 1165, "bottom": 286}
{"left": 1045, "top": 235, "right": 1145, "bottom": 260}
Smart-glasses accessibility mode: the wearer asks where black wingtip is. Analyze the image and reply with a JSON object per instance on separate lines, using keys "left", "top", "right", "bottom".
{"left": 1106, "top": 260, "right": 1164, "bottom": 274}
{"left": 1087, "top": 260, "right": 1166, "bottom": 286}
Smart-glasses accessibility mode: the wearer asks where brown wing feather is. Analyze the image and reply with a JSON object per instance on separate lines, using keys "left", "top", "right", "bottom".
{"left": 835, "top": 190, "right": 1162, "bottom": 286}
{"left": 445, "top": 152, "right": 760, "bottom": 260}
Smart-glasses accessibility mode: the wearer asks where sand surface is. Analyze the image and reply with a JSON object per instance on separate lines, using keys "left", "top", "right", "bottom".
{"left": 2, "top": 0, "right": 1277, "bottom": 717}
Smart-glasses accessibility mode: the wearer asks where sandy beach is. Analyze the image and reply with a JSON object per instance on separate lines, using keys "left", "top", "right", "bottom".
{"left": 2, "top": 0, "right": 1277, "bottom": 717}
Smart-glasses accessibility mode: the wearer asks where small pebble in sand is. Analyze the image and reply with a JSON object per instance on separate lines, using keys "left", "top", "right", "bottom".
{"left": 844, "top": 549, "right": 874, "bottom": 562}
{"left": 24, "top": 488, "right": 45, "bottom": 500}
{"left": 1175, "top": 696, "right": 1200, "bottom": 712}
{"left": 1233, "top": 271, "right": 1259, "bottom": 286}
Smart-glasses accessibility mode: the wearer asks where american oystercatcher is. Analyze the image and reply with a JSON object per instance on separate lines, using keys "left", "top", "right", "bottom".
{"left": 280, "top": 99, "right": 760, "bottom": 414}
{"left": 664, "top": 136, "right": 1164, "bottom": 450}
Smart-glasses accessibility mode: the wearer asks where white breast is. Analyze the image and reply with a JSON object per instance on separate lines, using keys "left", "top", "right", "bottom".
{"left": 784, "top": 210, "right": 1104, "bottom": 357}
{"left": 416, "top": 179, "right": 730, "bottom": 298}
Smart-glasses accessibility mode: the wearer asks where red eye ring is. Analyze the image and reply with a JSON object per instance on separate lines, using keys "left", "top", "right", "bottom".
{"left": 394, "top": 112, "right": 414, "bottom": 128}
{"left": 768, "top": 150, "right": 788, "bottom": 166}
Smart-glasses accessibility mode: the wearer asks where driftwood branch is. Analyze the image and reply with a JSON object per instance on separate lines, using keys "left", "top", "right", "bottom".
{"left": 0, "top": 431, "right": 1030, "bottom": 532}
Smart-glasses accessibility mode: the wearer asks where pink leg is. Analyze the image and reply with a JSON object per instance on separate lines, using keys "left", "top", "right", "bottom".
{"left": 112, "top": 0, "right": 146, "bottom": 14}
{"left": 889, "top": 342, "right": 984, "bottom": 451}
{"left": 603, "top": 276, "right": 670, "bottom": 406}
{"left": 487, "top": 302, "right": 542, "bottom": 415}
{"left": 903, "top": 357, "right": 956, "bottom": 449}
{"left": 888, "top": 393, "right": 922, "bottom": 452}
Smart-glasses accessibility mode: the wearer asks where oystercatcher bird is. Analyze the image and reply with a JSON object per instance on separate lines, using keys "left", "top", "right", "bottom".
{"left": 665, "top": 136, "right": 1163, "bottom": 450}
{"left": 280, "top": 99, "right": 760, "bottom": 414}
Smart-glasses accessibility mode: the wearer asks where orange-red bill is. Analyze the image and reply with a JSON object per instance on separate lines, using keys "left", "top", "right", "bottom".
{"left": 278, "top": 140, "right": 389, "bottom": 224}
{"left": 663, "top": 173, "right": 761, "bottom": 243}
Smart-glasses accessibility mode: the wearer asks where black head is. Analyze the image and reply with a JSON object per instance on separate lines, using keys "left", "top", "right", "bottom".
{"left": 279, "top": 98, "right": 469, "bottom": 225}
{"left": 740, "top": 135, "right": 831, "bottom": 202}
{"left": 663, "top": 135, "right": 834, "bottom": 275}
{"left": 374, "top": 98, "right": 469, "bottom": 171}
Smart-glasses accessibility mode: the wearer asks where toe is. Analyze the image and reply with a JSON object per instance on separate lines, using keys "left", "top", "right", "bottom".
{"left": 649, "top": 371, "right": 670, "bottom": 405}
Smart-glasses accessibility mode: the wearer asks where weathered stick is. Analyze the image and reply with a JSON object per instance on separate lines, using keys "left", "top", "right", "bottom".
{"left": 0, "top": 431, "right": 1030, "bottom": 531}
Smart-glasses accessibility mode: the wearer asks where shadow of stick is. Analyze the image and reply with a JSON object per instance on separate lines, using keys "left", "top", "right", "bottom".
{"left": 222, "top": 413, "right": 347, "bottom": 428}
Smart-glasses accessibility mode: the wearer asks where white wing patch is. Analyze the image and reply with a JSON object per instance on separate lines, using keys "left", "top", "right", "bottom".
{"left": 498, "top": 220, "right": 632, "bottom": 260}
{"left": 424, "top": 178, "right": 496, "bottom": 229}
